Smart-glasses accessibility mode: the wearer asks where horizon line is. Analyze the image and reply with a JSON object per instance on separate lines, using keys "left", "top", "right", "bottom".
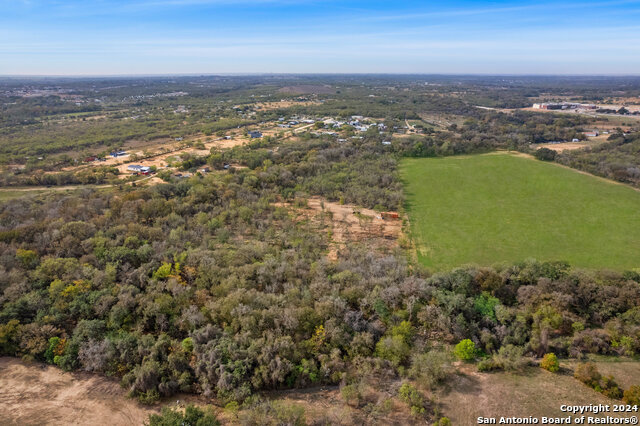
{"left": 3, "top": 72, "right": 640, "bottom": 79}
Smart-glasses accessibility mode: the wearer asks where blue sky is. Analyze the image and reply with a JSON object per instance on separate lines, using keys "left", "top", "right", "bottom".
{"left": 1, "top": 0, "right": 639, "bottom": 75}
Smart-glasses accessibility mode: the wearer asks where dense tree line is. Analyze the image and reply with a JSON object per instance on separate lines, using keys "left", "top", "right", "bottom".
{"left": 557, "top": 132, "right": 640, "bottom": 187}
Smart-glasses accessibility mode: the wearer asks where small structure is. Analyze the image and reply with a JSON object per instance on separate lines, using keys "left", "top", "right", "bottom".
{"left": 534, "top": 103, "right": 564, "bottom": 110}
{"left": 584, "top": 131, "right": 599, "bottom": 137}
{"left": 248, "top": 131, "right": 263, "bottom": 139}
{"left": 382, "top": 141, "right": 392, "bottom": 146}
{"left": 127, "top": 165, "right": 151, "bottom": 175}
{"left": 110, "top": 150, "right": 127, "bottom": 157}
{"left": 175, "top": 137, "right": 183, "bottom": 142}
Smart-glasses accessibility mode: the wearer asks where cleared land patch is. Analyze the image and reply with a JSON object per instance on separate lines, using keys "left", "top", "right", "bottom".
{"left": 439, "top": 363, "right": 638, "bottom": 425}
{"left": 401, "top": 153, "right": 640, "bottom": 270}
{"left": 533, "top": 142, "right": 594, "bottom": 152}
{"left": 276, "top": 197, "right": 401, "bottom": 260}
{"left": 0, "top": 357, "right": 158, "bottom": 425}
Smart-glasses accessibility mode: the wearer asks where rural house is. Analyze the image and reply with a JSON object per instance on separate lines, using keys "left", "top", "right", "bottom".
{"left": 127, "top": 165, "right": 151, "bottom": 175}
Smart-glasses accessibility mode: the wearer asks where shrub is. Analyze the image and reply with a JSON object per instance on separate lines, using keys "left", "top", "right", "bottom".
{"left": 541, "top": 353, "right": 559, "bottom": 373}
{"left": 138, "top": 389, "right": 161, "bottom": 405}
{"left": 477, "top": 358, "right": 500, "bottom": 372}
{"left": 391, "top": 321, "right": 414, "bottom": 343}
{"left": 574, "top": 362, "right": 601, "bottom": 387}
{"left": 0, "top": 320, "right": 20, "bottom": 355}
{"left": 474, "top": 292, "right": 500, "bottom": 321}
{"left": 239, "top": 401, "right": 306, "bottom": 426}
{"left": 16, "top": 248, "right": 38, "bottom": 269}
{"left": 600, "top": 376, "right": 623, "bottom": 399}
{"left": 623, "top": 385, "right": 640, "bottom": 406}
{"left": 398, "top": 383, "right": 426, "bottom": 417}
{"left": 340, "top": 383, "right": 363, "bottom": 407}
{"left": 44, "top": 337, "right": 66, "bottom": 364}
{"left": 375, "top": 335, "right": 411, "bottom": 367}
{"left": 408, "top": 351, "right": 452, "bottom": 388}
{"left": 153, "top": 262, "right": 173, "bottom": 280}
{"left": 574, "top": 363, "right": 622, "bottom": 399}
{"left": 181, "top": 337, "right": 194, "bottom": 353}
{"left": 147, "top": 404, "right": 220, "bottom": 426}
{"left": 534, "top": 147, "right": 557, "bottom": 161}
{"left": 438, "top": 418, "right": 452, "bottom": 426}
{"left": 454, "top": 339, "right": 476, "bottom": 361}
{"left": 494, "top": 345, "right": 527, "bottom": 372}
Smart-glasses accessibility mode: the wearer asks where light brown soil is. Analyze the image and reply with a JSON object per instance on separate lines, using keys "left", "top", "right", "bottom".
{"left": 266, "top": 385, "right": 415, "bottom": 425}
{"left": 251, "top": 100, "right": 322, "bottom": 110}
{"left": 62, "top": 132, "right": 248, "bottom": 177}
{"left": 534, "top": 142, "right": 591, "bottom": 152}
{"left": 0, "top": 357, "right": 158, "bottom": 426}
{"left": 0, "top": 184, "right": 112, "bottom": 193}
{"left": 278, "top": 197, "right": 402, "bottom": 260}
{"left": 439, "top": 363, "right": 637, "bottom": 425}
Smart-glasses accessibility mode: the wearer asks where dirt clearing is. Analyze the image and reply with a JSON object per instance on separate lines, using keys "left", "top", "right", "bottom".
{"left": 0, "top": 357, "right": 158, "bottom": 426}
{"left": 278, "top": 197, "right": 402, "bottom": 260}
{"left": 251, "top": 100, "right": 322, "bottom": 110}
{"left": 534, "top": 142, "right": 591, "bottom": 152}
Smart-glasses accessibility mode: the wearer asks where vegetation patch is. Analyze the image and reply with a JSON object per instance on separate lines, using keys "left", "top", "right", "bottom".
{"left": 402, "top": 153, "right": 640, "bottom": 270}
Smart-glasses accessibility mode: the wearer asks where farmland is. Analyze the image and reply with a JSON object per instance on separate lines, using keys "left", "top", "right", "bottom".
{"left": 402, "top": 153, "right": 640, "bottom": 270}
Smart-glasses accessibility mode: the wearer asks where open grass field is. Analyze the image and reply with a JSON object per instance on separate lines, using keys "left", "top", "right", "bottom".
{"left": 401, "top": 153, "right": 640, "bottom": 271}
{"left": 0, "top": 189, "right": 47, "bottom": 203}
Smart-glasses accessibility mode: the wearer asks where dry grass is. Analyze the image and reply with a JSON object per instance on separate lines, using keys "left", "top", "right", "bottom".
{"left": 438, "top": 363, "right": 638, "bottom": 424}
{"left": 566, "top": 358, "right": 640, "bottom": 390}
{"left": 534, "top": 142, "right": 593, "bottom": 152}
{"left": 249, "top": 100, "right": 322, "bottom": 111}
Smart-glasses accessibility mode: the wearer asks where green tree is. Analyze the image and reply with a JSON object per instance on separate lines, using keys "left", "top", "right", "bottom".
{"left": 534, "top": 147, "right": 557, "bottom": 161}
{"left": 147, "top": 404, "right": 220, "bottom": 426}
{"left": 454, "top": 339, "right": 476, "bottom": 361}
{"left": 16, "top": 249, "right": 38, "bottom": 269}
{"left": 0, "top": 320, "right": 20, "bottom": 355}
{"left": 541, "top": 353, "right": 559, "bottom": 373}
{"left": 398, "top": 382, "right": 425, "bottom": 417}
